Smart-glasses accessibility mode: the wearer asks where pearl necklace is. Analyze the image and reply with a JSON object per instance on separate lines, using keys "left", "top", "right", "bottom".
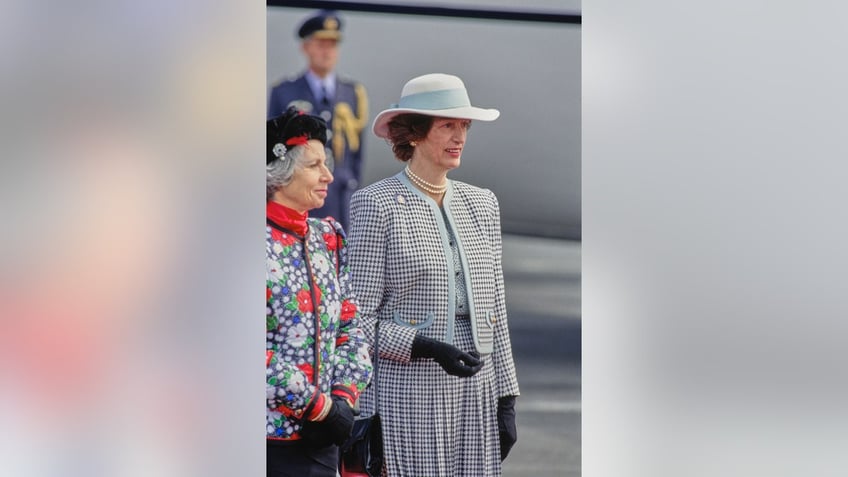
{"left": 405, "top": 165, "right": 447, "bottom": 194}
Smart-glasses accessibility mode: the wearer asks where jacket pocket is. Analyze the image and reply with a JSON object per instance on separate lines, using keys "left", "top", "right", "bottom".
{"left": 392, "top": 310, "right": 434, "bottom": 330}
{"left": 473, "top": 311, "right": 496, "bottom": 355}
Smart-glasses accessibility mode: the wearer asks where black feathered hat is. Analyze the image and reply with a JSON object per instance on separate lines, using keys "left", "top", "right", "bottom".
{"left": 267, "top": 107, "right": 328, "bottom": 165}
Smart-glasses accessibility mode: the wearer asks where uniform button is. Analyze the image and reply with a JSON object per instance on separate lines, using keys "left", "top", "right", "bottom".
{"left": 455, "top": 271, "right": 460, "bottom": 276}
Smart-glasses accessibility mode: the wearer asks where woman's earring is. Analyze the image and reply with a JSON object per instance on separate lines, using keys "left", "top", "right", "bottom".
{"left": 410, "top": 141, "right": 417, "bottom": 147}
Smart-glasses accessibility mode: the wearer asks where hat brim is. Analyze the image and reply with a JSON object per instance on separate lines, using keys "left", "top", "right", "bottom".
{"left": 372, "top": 106, "right": 500, "bottom": 139}
{"left": 307, "top": 30, "right": 341, "bottom": 40}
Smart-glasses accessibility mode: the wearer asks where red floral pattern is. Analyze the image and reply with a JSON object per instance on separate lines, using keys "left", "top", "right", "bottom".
{"left": 269, "top": 226, "right": 300, "bottom": 246}
{"left": 324, "top": 233, "right": 337, "bottom": 251}
{"left": 297, "top": 363, "right": 314, "bottom": 383}
{"left": 296, "top": 289, "right": 313, "bottom": 312}
{"left": 341, "top": 299, "right": 357, "bottom": 321}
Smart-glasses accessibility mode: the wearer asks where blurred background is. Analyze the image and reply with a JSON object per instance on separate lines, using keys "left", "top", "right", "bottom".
{"left": 1, "top": 1, "right": 265, "bottom": 475}
{"left": 267, "top": 0, "right": 582, "bottom": 239}
{"left": 268, "top": 2, "right": 582, "bottom": 475}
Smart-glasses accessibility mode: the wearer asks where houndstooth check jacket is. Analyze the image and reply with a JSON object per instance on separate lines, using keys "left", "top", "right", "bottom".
{"left": 348, "top": 172, "right": 520, "bottom": 476}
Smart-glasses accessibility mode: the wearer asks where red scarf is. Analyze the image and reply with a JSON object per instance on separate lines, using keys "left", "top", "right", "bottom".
{"left": 266, "top": 201, "right": 308, "bottom": 236}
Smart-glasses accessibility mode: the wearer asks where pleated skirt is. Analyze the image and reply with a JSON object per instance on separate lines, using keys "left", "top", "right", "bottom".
{"left": 360, "top": 319, "right": 502, "bottom": 477}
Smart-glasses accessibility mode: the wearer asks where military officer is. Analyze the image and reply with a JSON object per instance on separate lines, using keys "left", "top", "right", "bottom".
{"left": 268, "top": 10, "right": 368, "bottom": 230}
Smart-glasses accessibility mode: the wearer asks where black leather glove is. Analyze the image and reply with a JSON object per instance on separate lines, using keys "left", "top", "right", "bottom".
{"left": 411, "top": 335, "right": 484, "bottom": 377}
{"left": 300, "top": 395, "right": 355, "bottom": 448}
{"left": 497, "top": 395, "right": 518, "bottom": 461}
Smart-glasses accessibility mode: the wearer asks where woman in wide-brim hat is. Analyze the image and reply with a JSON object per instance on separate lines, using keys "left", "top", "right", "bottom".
{"left": 347, "top": 73, "right": 520, "bottom": 476}
{"left": 265, "top": 107, "right": 373, "bottom": 477}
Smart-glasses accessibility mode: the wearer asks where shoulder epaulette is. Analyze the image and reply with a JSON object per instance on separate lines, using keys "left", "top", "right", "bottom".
{"left": 336, "top": 74, "right": 361, "bottom": 87}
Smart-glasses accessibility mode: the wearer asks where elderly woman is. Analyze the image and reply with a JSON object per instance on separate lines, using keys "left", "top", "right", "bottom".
{"left": 266, "top": 107, "right": 372, "bottom": 477}
{"left": 348, "top": 74, "right": 520, "bottom": 476}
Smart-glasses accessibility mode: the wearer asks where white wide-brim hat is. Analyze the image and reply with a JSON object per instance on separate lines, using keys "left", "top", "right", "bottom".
{"left": 372, "top": 73, "right": 500, "bottom": 139}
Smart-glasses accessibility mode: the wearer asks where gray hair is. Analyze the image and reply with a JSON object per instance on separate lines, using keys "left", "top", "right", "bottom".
{"left": 266, "top": 144, "right": 311, "bottom": 201}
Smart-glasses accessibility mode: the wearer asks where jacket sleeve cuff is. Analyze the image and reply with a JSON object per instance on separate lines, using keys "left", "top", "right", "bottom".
{"left": 331, "top": 384, "right": 358, "bottom": 407}
{"left": 304, "top": 393, "right": 330, "bottom": 421}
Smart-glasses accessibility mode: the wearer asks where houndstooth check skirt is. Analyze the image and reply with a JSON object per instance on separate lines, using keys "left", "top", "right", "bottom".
{"left": 360, "top": 318, "right": 502, "bottom": 477}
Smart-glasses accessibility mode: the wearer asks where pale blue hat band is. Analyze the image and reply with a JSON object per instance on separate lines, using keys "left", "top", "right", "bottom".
{"left": 393, "top": 88, "right": 470, "bottom": 110}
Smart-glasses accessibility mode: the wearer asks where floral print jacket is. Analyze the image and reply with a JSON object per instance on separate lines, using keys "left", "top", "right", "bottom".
{"left": 266, "top": 202, "right": 372, "bottom": 442}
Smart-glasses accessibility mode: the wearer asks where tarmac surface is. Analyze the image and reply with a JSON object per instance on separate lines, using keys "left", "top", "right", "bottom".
{"left": 500, "top": 235, "right": 581, "bottom": 477}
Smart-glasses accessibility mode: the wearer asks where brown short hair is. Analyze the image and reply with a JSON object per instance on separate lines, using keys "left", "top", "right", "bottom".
{"left": 386, "top": 114, "right": 435, "bottom": 162}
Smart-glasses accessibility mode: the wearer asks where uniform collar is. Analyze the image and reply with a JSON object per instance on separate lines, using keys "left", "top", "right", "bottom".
{"left": 305, "top": 70, "right": 336, "bottom": 101}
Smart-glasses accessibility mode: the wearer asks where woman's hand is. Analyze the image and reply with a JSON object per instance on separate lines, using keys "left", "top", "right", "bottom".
{"left": 300, "top": 395, "right": 355, "bottom": 448}
{"left": 411, "top": 335, "right": 484, "bottom": 377}
{"left": 497, "top": 395, "right": 518, "bottom": 460}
